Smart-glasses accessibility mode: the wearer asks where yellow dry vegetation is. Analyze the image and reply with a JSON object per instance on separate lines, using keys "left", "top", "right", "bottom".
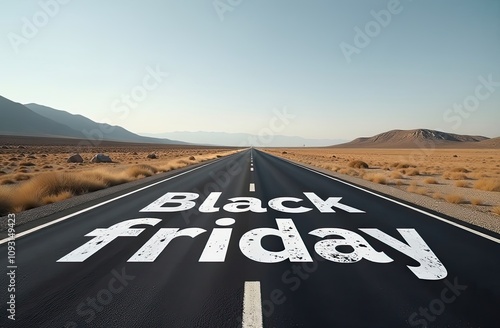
{"left": 0, "top": 149, "right": 236, "bottom": 215}
{"left": 264, "top": 147, "right": 500, "bottom": 211}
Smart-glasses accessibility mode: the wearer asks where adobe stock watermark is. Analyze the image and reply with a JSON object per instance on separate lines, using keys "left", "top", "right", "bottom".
{"left": 213, "top": 0, "right": 244, "bottom": 22}
{"left": 64, "top": 267, "right": 135, "bottom": 327}
{"left": 77, "top": 65, "right": 168, "bottom": 150}
{"left": 236, "top": 252, "right": 326, "bottom": 327}
{"left": 7, "top": 0, "right": 72, "bottom": 54}
{"left": 443, "top": 74, "right": 500, "bottom": 130}
{"left": 399, "top": 73, "right": 499, "bottom": 165}
{"left": 340, "top": 0, "right": 412, "bottom": 63}
{"left": 408, "top": 277, "right": 467, "bottom": 327}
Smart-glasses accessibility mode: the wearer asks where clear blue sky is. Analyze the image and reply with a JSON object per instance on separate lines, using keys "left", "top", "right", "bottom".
{"left": 1, "top": 0, "right": 499, "bottom": 139}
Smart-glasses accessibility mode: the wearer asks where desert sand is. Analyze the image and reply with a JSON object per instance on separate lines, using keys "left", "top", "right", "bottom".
{"left": 264, "top": 148, "right": 500, "bottom": 217}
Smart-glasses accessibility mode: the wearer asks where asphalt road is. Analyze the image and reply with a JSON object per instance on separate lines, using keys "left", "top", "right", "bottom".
{"left": 1, "top": 149, "right": 499, "bottom": 327}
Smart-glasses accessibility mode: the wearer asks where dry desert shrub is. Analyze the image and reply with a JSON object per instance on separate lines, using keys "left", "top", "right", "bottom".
{"left": 391, "top": 162, "right": 416, "bottom": 169}
{"left": 471, "top": 198, "right": 483, "bottom": 206}
{"left": 474, "top": 179, "right": 500, "bottom": 192}
{"left": 444, "top": 194, "right": 465, "bottom": 204}
{"left": 451, "top": 167, "right": 470, "bottom": 173}
{"left": 406, "top": 168, "right": 419, "bottom": 176}
{"left": 19, "top": 162, "right": 36, "bottom": 166}
{"left": 432, "top": 192, "right": 443, "bottom": 200}
{"left": 364, "top": 173, "right": 387, "bottom": 184}
{"left": 348, "top": 160, "right": 369, "bottom": 169}
{"left": 443, "top": 172, "right": 467, "bottom": 180}
{"left": 339, "top": 168, "right": 362, "bottom": 177}
{"left": 0, "top": 188, "right": 13, "bottom": 216}
{"left": 407, "top": 185, "right": 428, "bottom": 195}
{"left": 391, "top": 171, "right": 403, "bottom": 179}
{"left": 0, "top": 164, "right": 163, "bottom": 213}
{"left": 123, "top": 164, "right": 158, "bottom": 178}
{"left": 42, "top": 191, "right": 74, "bottom": 204}
{"left": 455, "top": 181, "right": 470, "bottom": 188}
{"left": 424, "top": 177, "right": 438, "bottom": 184}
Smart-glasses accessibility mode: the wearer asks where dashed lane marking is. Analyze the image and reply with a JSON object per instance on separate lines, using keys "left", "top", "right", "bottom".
{"left": 242, "top": 281, "right": 263, "bottom": 328}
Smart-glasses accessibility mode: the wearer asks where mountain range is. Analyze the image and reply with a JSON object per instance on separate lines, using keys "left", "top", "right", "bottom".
{"left": 0, "top": 95, "right": 185, "bottom": 144}
{"left": 1, "top": 95, "right": 497, "bottom": 148}
{"left": 143, "top": 131, "right": 347, "bottom": 147}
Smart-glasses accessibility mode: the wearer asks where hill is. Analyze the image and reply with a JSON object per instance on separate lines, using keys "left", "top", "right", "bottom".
{"left": 0, "top": 96, "right": 83, "bottom": 138}
{"left": 472, "top": 137, "right": 500, "bottom": 149}
{"left": 332, "top": 129, "right": 490, "bottom": 148}
{"left": 25, "top": 103, "right": 185, "bottom": 145}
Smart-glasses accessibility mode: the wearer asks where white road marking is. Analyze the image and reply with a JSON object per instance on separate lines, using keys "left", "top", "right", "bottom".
{"left": 0, "top": 158, "right": 229, "bottom": 245}
{"left": 242, "top": 281, "right": 263, "bottom": 328}
{"left": 249, "top": 183, "right": 255, "bottom": 192}
{"left": 276, "top": 154, "right": 500, "bottom": 244}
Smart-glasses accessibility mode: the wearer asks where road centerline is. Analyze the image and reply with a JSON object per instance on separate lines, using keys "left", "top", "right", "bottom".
{"left": 242, "top": 281, "right": 263, "bottom": 328}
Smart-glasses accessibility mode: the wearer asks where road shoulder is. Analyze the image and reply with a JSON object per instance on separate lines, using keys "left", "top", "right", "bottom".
{"left": 272, "top": 153, "right": 500, "bottom": 235}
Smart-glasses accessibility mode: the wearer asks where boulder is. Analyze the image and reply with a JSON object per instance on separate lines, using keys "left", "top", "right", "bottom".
{"left": 91, "top": 153, "right": 112, "bottom": 163}
{"left": 147, "top": 153, "right": 158, "bottom": 159}
{"left": 67, "top": 154, "right": 84, "bottom": 163}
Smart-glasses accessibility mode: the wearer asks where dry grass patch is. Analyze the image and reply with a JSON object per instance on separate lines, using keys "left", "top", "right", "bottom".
{"left": 443, "top": 172, "right": 467, "bottom": 180}
{"left": 432, "top": 192, "right": 443, "bottom": 200}
{"left": 19, "top": 162, "right": 36, "bottom": 166}
{"left": 455, "top": 181, "right": 469, "bottom": 188}
{"left": 339, "top": 168, "right": 363, "bottom": 177}
{"left": 364, "top": 173, "right": 387, "bottom": 184}
{"left": 391, "top": 171, "right": 403, "bottom": 179}
{"left": 406, "top": 168, "right": 419, "bottom": 176}
{"left": 474, "top": 179, "right": 500, "bottom": 192}
{"left": 41, "top": 191, "right": 74, "bottom": 204}
{"left": 492, "top": 207, "right": 500, "bottom": 216}
{"left": 444, "top": 194, "right": 466, "bottom": 204}
{"left": 391, "top": 162, "right": 416, "bottom": 169}
{"left": 407, "top": 185, "right": 428, "bottom": 195}
{"left": 451, "top": 167, "right": 470, "bottom": 173}
{"left": 348, "top": 160, "right": 369, "bottom": 169}
{"left": 0, "top": 149, "right": 235, "bottom": 214}
{"left": 423, "top": 177, "right": 438, "bottom": 184}
{"left": 471, "top": 198, "right": 483, "bottom": 206}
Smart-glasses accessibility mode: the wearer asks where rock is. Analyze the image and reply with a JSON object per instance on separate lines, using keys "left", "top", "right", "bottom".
{"left": 131, "top": 152, "right": 138, "bottom": 155}
{"left": 67, "top": 154, "right": 84, "bottom": 163}
{"left": 90, "top": 153, "right": 112, "bottom": 163}
{"left": 189, "top": 156, "right": 196, "bottom": 161}
{"left": 282, "top": 151, "right": 287, "bottom": 154}
{"left": 17, "top": 145, "right": 26, "bottom": 149}
{"left": 147, "top": 153, "right": 158, "bottom": 159}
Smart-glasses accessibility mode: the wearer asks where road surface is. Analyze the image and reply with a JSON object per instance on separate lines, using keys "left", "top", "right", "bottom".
{"left": 1, "top": 149, "right": 499, "bottom": 327}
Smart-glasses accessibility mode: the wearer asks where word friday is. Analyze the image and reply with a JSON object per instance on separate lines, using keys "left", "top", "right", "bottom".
{"left": 58, "top": 192, "right": 447, "bottom": 280}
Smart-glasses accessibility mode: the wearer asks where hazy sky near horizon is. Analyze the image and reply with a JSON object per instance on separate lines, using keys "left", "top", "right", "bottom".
{"left": 1, "top": 0, "right": 499, "bottom": 139}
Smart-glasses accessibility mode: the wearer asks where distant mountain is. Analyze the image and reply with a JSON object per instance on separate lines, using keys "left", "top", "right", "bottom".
{"left": 0, "top": 96, "right": 83, "bottom": 138}
{"left": 332, "top": 129, "right": 489, "bottom": 148}
{"left": 143, "top": 131, "right": 346, "bottom": 147}
{"left": 25, "top": 103, "right": 186, "bottom": 145}
{"left": 473, "top": 137, "right": 500, "bottom": 148}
